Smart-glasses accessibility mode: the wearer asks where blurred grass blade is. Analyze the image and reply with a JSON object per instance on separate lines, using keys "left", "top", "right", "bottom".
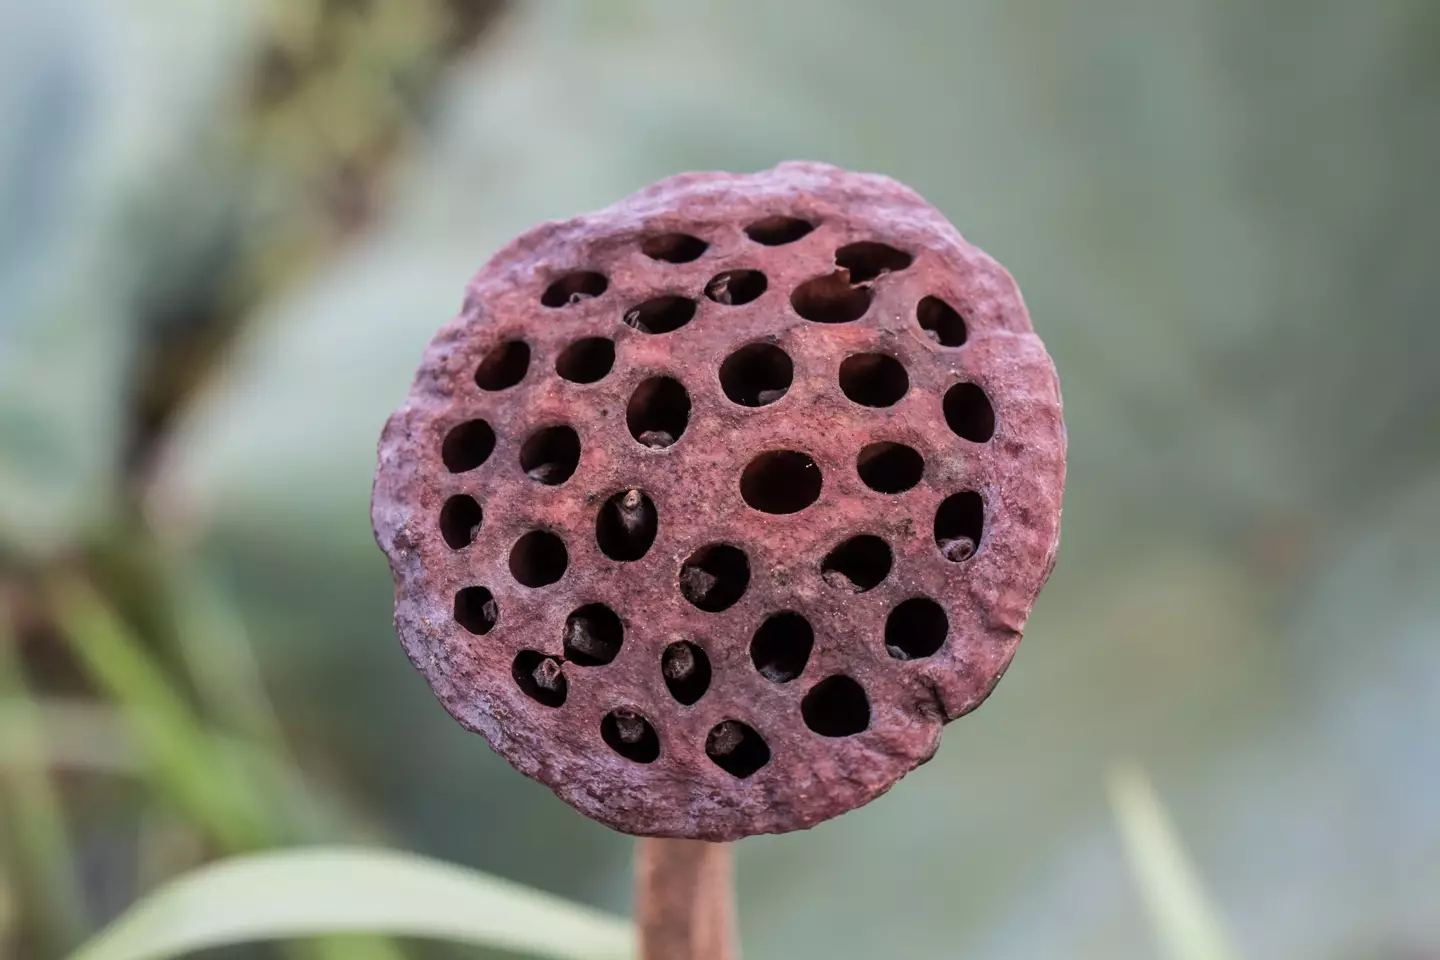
{"left": 67, "top": 846, "right": 636, "bottom": 960}
{"left": 161, "top": 559, "right": 288, "bottom": 753}
{"left": 48, "top": 577, "right": 271, "bottom": 849}
{"left": 0, "top": 698, "right": 136, "bottom": 774}
{"left": 1108, "top": 763, "right": 1240, "bottom": 960}
{"left": 0, "top": 606, "right": 87, "bottom": 950}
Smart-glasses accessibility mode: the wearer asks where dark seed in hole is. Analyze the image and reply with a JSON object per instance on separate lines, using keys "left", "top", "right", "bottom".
{"left": 513, "top": 651, "right": 566, "bottom": 707}
{"left": 519, "top": 426, "right": 580, "bottom": 485}
{"left": 475, "top": 340, "right": 530, "bottom": 391}
{"left": 705, "top": 270, "right": 767, "bottom": 306}
{"left": 857, "top": 442, "right": 924, "bottom": 494}
{"left": 706, "top": 720, "right": 770, "bottom": 778}
{"left": 835, "top": 241, "right": 913, "bottom": 283}
{"left": 679, "top": 544, "right": 750, "bottom": 612}
{"left": 935, "top": 491, "right": 984, "bottom": 562}
{"left": 602, "top": 709, "right": 660, "bottom": 763}
{"left": 623, "top": 295, "right": 696, "bottom": 334}
{"left": 740, "top": 450, "right": 822, "bottom": 514}
{"left": 556, "top": 337, "right": 615, "bottom": 384}
{"left": 626, "top": 376, "right": 690, "bottom": 448}
{"left": 885, "top": 598, "right": 948, "bottom": 660}
{"left": 564, "top": 603, "right": 623, "bottom": 666}
{"left": 917, "top": 296, "right": 967, "bottom": 347}
{"left": 509, "top": 531, "right": 568, "bottom": 587}
{"left": 542, "top": 271, "right": 608, "bottom": 307}
{"left": 802, "top": 676, "right": 870, "bottom": 737}
{"left": 454, "top": 586, "right": 497, "bottom": 635}
{"left": 596, "top": 489, "right": 657, "bottom": 561}
{"left": 662, "top": 641, "right": 711, "bottom": 705}
{"left": 439, "top": 495, "right": 483, "bottom": 549}
{"left": 442, "top": 420, "right": 495, "bottom": 473}
{"left": 821, "top": 535, "right": 893, "bottom": 593}
{"left": 642, "top": 233, "right": 708, "bottom": 263}
{"left": 944, "top": 382, "right": 996, "bottom": 442}
{"left": 839, "top": 353, "right": 909, "bottom": 407}
{"left": 750, "top": 612, "right": 814, "bottom": 684}
{"left": 791, "top": 272, "right": 872, "bottom": 324}
{"left": 744, "top": 216, "right": 814, "bottom": 246}
{"left": 720, "top": 343, "right": 793, "bottom": 407}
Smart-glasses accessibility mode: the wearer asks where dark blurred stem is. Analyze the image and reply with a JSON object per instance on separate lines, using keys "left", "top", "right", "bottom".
{"left": 635, "top": 838, "right": 737, "bottom": 960}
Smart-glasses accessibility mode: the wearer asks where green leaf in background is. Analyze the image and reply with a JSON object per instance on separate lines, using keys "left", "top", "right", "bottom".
{"left": 67, "top": 847, "right": 635, "bottom": 960}
{"left": 1109, "top": 763, "right": 1238, "bottom": 960}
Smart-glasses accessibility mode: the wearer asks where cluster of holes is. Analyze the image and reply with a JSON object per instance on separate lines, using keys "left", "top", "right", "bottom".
{"left": 448, "top": 224, "right": 1002, "bottom": 776}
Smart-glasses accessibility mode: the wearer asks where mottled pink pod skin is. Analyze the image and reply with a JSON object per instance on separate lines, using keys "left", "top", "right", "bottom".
{"left": 372, "top": 162, "right": 1065, "bottom": 840}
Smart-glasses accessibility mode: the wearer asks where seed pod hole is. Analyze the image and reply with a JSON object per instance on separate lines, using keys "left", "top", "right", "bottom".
{"left": 556, "top": 337, "right": 616, "bottom": 384}
{"left": 839, "top": 353, "right": 909, "bottom": 407}
{"left": 885, "top": 598, "right": 948, "bottom": 661}
{"left": 441, "top": 419, "right": 496, "bottom": 473}
{"left": 802, "top": 676, "right": 870, "bottom": 737}
{"left": 720, "top": 343, "right": 793, "bottom": 407}
{"left": 542, "top": 271, "right": 608, "bottom": 307}
{"left": 749, "top": 612, "right": 814, "bottom": 684}
{"left": 563, "top": 603, "right": 623, "bottom": 666}
{"left": 439, "top": 494, "right": 483, "bottom": 549}
{"left": 475, "top": 340, "right": 530, "bottom": 391}
{"left": 944, "top": 382, "right": 996, "bottom": 442}
{"left": 705, "top": 270, "right": 768, "bottom": 306}
{"left": 642, "top": 233, "right": 708, "bottom": 263}
{"left": 679, "top": 544, "right": 750, "bottom": 612}
{"left": 835, "top": 241, "right": 912, "bottom": 283}
{"left": 626, "top": 376, "right": 690, "bottom": 449}
{"left": 935, "top": 491, "right": 984, "bottom": 562}
{"left": 791, "top": 272, "right": 871, "bottom": 324}
{"left": 513, "top": 651, "right": 567, "bottom": 707}
{"left": 662, "top": 641, "right": 711, "bottom": 705}
{"left": 741, "top": 451, "right": 822, "bottom": 514}
{"left": 454, "top": 586, "right": 497, "bottom": 635}
{"left": 519, "top": 426, "right": 581, "bottom": 486}
{"left": 857, "top": 442, "right": 924, "bottom": 494}
{"left": 706, "top": 720, "right": 770, "bottom": 778}
{"left": 602, "top": 709, "right": 660, "bottom": 763}
{"left": 744, "top": 216, "right": 814, "bottom": 246}
{"left": 623, "top": 295, "right": 696, "bottom": 334}
{"left": 596, "top": 489, "right": 658, "bottom": 561}
{"left": 820, "top": 535, "right": 893, "bottom": 593}
{"left": 917, "top": 296, "right": 967, "bottom": 347}
{"left": 509, "top": 531, "right": 568, "bottom": 588}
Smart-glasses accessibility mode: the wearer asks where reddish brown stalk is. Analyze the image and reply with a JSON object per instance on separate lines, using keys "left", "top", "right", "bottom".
{"left": 636, "top": 838, "right": 736, "bottom": 960}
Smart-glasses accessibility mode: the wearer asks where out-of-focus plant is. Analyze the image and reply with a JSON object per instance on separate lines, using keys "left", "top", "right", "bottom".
{"left": 1110, "top": 763, "right": 1240, "bottom": 960}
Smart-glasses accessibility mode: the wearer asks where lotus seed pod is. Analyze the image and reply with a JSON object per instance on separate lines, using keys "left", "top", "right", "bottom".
{"left": 371, "top": 162, "right": 1066, "bottom": 840}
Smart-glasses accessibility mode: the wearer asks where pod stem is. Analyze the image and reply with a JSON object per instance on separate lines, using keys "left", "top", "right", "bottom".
{"left": 635, "top": 838, "right": 737, "bottom": 960}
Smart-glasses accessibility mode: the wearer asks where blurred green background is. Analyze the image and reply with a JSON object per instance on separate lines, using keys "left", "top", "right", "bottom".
{"left": 2, "top": 0, "right": 1437, "bottom": 957}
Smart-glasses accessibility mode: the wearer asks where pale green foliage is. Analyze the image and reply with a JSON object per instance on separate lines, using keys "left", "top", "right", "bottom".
{"left": 67, "top": 848, "right": 634, "bottom": 960}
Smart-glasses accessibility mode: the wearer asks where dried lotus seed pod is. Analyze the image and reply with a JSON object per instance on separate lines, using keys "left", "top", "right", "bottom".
{"left": 371, "top": 161, "right": 1066, "bottom": 840}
